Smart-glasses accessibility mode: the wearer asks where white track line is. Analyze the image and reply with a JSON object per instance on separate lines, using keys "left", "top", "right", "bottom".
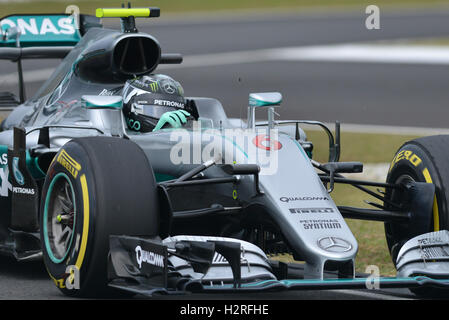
{"left": 3, "top": 43, "right": 449, "bottom": 85}
{"left": 162, "top": 44, "right": 449, "bottom": 69}
{"left": 320, "top": 122, "right": 449, "bottom": 135}
{"left": 276, "top": 44, "right": 449, "bottom": 65}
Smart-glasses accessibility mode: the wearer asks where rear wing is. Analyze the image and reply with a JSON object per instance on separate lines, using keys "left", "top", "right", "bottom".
{"left": 0, "top": 14, "right": 101, "bottom": 60}
{"left": 0, "top": 14, "right": 101, "bottom": 47}
{"left": 0, "top": 14, "right": 101, "bottom": 103}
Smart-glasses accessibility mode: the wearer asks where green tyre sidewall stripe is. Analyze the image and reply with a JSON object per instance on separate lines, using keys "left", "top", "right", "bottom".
{"left": 41, "top": 137, "right": 159, "bottom": 298}
{"left": 40, "top": 141, "right": 95, "bottom": 297}
{"left": 43, "top": 172, "right": 77, "bottom": 264}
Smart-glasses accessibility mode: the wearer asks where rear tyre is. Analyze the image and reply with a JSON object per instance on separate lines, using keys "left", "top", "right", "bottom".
{"left": 40, "top": 136, "right": 159, "bottom": 297}
{"left": 386, "top": 135, "right": 449, "bottom": 296}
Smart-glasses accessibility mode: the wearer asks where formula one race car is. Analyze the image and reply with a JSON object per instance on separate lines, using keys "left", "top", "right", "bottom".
{"left": 1, "top": 6, "right": 449, "bottom": 298}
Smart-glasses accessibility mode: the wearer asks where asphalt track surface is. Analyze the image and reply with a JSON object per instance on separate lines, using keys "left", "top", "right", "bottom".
{"left": 1, "top": 7, "right": 449, "bottom": 301}
{"left": 0, "top": 255, "right": 416, "bottom": 301}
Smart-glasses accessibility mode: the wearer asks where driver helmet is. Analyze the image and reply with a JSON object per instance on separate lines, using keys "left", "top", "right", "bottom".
{"left": 122, "top": 74, "right": 186, "bottom": 132}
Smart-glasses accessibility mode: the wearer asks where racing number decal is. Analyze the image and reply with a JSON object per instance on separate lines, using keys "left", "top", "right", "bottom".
{"left": 252, "top": 134, "right": 282, "bottom": 151}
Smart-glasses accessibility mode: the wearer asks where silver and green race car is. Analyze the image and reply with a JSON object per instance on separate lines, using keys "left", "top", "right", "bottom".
{"left": 1, "top": 6, "right": 449, "bottom": 298}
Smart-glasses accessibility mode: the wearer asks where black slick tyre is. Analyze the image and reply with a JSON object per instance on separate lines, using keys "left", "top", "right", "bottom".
{"left": 386, "top": 135, "right": 449, "bottom": 297}
{"left": 40, "top": 136, "right": 159, "bottom": 297}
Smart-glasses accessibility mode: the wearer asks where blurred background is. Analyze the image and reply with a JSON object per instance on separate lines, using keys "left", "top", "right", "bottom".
{"left": 2, "top": 0, "right": 449, "bottom": 278}
{"left": 2, "top": 0, "right": 449, "bottom": 128}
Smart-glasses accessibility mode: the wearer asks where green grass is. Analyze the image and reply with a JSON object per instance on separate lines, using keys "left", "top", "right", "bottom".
{"left": 385, "top": 37, "right": 449, "bottom": 47}
{"left": 305, "top": 130, "right": 421, "bottom": 164}
{"left": 273, "top": 130, "right": 423, "bottom": 276}
{"left": 1, "top": 0, "right": 449, "bottom": 16}
{"left": 334, "top": 185, "right": 397, "bottom": 276}
{"left": 313, "top": 130, "right": 421, "bottom": 276}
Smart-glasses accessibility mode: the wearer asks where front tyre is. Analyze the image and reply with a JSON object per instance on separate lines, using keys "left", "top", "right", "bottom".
{"left": 40, "top": 136, "right": 160, "bottom": 297}
{"left": 386, "top": 135, "right": 449, "bottom": 296}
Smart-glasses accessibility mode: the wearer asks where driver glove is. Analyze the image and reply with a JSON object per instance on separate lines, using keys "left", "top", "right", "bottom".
{"left": 153, "top": 109, "right": 191, "bottom": 131}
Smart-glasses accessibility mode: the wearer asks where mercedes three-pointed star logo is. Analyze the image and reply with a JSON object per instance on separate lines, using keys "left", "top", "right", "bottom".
{"left": 162, "top": 81, "right": 176, "bottom": 94}
{"left": 317, "top": 237, "right": 353, "bottom": 253}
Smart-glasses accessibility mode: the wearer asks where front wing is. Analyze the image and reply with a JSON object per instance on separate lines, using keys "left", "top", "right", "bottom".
{"left": 106, "top": 234, "right": 449, "bottom": 297}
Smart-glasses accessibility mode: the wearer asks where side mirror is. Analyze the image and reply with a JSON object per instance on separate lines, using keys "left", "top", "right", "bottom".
{"left": 249, "top": 92, "right": 282, "bottom": 107}
{"left": 247, "top": 92, "right": 282, "bottom": 130}
{"left": 81, "top": 95, "right": 126, "bottom": 137}
{"left": 81, "top": 95, "right": 123, "bottom": 109}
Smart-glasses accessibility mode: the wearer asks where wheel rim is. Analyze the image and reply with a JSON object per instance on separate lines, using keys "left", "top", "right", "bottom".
{"left": 43, "top": 173, "right": 76, "bottom": 264}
